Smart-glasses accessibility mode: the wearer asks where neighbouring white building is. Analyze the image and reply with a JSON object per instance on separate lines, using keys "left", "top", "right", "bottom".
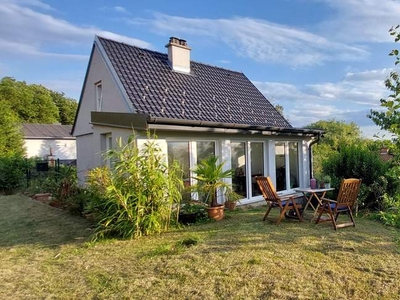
{"left": 22, "top": 123, "right": 76, "bottom": 164}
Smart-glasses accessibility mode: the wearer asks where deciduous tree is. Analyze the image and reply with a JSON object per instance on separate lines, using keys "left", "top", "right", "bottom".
{"left": 368, "top": 25, "right": 400, "bottom": 142}
{"left": 0, "top": 101, "right": 24, "bottom": 156}
{"left": 305, "top": 119, "right": 362, "bottom": 177}
{"left": 50, "top": 91, "right": 78, "bottom": 125}
{"left": 0, "top": 77, "right": 77, "bottom": 125}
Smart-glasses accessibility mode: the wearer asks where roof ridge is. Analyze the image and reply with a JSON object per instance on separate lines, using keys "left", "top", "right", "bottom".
{"left": 96, "top": 35, "right": 244, "bottom": 75}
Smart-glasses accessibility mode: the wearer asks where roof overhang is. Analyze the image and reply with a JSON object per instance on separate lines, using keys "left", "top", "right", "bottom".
{"left": 91, "top": 112, "right": 323, "bottom": 137}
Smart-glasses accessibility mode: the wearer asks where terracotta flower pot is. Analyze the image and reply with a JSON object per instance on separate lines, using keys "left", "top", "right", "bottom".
{"left": 224, "top": 200, "right": 236, "bottom": 211}
{"left": 206, "top": 205, "right": 224, "bottom": 221}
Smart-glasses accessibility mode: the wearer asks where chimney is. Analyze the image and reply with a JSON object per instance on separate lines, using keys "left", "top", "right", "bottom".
{"left": 166, "top": 37, "right": 191, "bottom": 74}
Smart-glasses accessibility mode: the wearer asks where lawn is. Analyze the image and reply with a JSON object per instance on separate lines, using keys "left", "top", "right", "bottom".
{"left": 1, "top": 194, "right": 400, "bottom": 299}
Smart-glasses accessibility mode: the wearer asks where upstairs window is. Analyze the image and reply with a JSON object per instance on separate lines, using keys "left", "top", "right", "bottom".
{"left": 95, "top": 82, "right": 103, "bottom": 111}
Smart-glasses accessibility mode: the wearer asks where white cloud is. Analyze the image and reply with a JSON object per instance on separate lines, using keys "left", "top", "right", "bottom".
{"left": 316, "top": 0, "right": 400, "bottom": 42}
{"left": 0, "top": 2, "right": 151, "bottom": 59}
{"left": 253, "top": 67, "right": 390, "bottom": 131}
{"left": 344, "top": 68, "right": 392, "bottom": 81}
{"left": 0, "top": 38, "right": 88, "bottom": 59}
{"left": 1, "top": 0, "right": 53, "bottom": 10}
{"left": 114, "top": 6, "right": 129, "bottom": 14}
{"left": 99, "top": 5, "right": 130, "bottom": 15}
{"left": 36, "top": 78, "right": 83, "bottom": 99}
{"left": 139, "top": 13, "right": 369, "bottom": 67}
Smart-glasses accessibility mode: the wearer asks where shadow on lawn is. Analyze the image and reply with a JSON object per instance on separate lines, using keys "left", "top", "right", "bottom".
{"left": 187, "top": 207, "right": 400, "bottom": 257}
{"left": 0, "top": 195, "right": 93, "bottom": 248}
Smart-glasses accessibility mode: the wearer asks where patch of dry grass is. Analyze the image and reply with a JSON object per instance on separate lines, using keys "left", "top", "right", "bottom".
{"left": 1, "top": 195, "right": 400, "bottom": 299}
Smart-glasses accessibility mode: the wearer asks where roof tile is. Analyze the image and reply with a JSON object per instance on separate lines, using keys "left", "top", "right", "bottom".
{"left": 98, "top": 37, "right": 292, "bottom": 128}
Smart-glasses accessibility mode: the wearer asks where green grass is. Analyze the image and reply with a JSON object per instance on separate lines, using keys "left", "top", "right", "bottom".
{"left": 1, "top": 195, "right": 400, "bottom": 299}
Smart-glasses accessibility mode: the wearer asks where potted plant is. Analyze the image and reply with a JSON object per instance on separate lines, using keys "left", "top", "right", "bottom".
{"left": 191, "top": 156, "right": 234, "bottom": 221}
{"left": 224, "top": 189, "right": 243, "bottom": 211}
{"left": 323, "top": 175, "right": 331, "bottom": 189}
{"left": 178, "top": 200, "right": 208, "bottom": 224}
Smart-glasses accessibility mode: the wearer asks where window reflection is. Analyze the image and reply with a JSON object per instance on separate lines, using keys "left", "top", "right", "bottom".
{"left": 250, "top": 142, "right": 263, "bottom": 197}
{"left": 231, "top": 142, "right": 246, "bottom": 197}
{"left": 167, "top": 141, "right": 190, "bottom": 186}
{"left": 196, "top": 141, "right": 215, "bottom": 164}
{"left": 275, "top": 142, "right": 286, "bottom": 191}
{"left": 289, "top": 142, "right": 299, "bottom": 188}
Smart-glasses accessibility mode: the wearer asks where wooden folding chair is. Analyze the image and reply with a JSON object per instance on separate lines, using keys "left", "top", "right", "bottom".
{"left": 315, "top": 178, "right": 362, "bottom": 230}
{"left": 256, "top": 176, "right": 303, "bottom": 224}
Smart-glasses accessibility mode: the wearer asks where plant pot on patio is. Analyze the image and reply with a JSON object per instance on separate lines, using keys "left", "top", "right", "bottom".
{"left": 191, "top": 156, "right": 234, "bottom": 222}
{"left": 206, "top": 205, "right": 225, "bottom": 221}
{"left": 178, "top": 202, "right": 207, "bottom": 224}
{"left": 224, "top": 200, "right": 236, "bottom": 211}
{"left": 224, "top": 190, "right": 242, "bottom": 211}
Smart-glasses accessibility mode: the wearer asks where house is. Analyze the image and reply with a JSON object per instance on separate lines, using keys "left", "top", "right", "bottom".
{"left": 22, "top": 123, "right": 76, "bottom": 165}
{"left": 72, "top": 36, "right": 322, "bottom": 205}
{"left": 379, "top": 147, "right": 393, "bottom": 162}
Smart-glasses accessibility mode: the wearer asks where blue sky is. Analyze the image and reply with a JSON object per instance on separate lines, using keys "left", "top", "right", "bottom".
{"left": 1, "top": 0, "right": 400, "bottom": 138}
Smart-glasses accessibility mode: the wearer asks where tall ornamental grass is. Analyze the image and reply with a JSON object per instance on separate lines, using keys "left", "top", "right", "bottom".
{"left": 87, "top": 133, "right": 183, "bottom": 240}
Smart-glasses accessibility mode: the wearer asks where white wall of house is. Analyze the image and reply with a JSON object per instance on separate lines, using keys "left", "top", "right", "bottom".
{"left": 24, "top": 139, "right": 76, "bottom": 160}
{"left": 76, "top": 134, "right": 94, "bottom": 183}
{"left": 74, "top": 45, "right": 131, "bottom": 138}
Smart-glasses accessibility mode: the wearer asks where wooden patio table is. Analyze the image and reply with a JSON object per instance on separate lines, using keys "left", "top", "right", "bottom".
{"left": 294, "top": 187, "right": 335, "bottom": 217}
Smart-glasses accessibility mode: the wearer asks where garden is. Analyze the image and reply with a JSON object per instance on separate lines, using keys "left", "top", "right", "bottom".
{"left": 1, "top": 25, "right": 400, "bottom": 300}
{"left": 1, "top": 193, "right": 400, "bottom": 299}
{"left": 1, "top": 127, "right": 400, "bottom": 299}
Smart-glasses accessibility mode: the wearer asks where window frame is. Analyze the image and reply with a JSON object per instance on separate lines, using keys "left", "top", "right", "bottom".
{"left": 95, "top": 81, "right": 103, "bottom": 112}
{"left": 100, "top": 132, "right": 112, "bottom": 168}
{"left": 274, "top": 140, "right": 301, "bottom": 191}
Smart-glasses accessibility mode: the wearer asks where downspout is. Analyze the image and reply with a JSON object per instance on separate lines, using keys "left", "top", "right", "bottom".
{"left": 309, "top": 132, "right": 322, "bottom": 179}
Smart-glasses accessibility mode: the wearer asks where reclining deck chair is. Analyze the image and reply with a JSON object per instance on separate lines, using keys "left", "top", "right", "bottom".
{"left": 315, "top": 178, "right": 362, "bottom": 230}
{"left": 256, "top": 176, "right": 303, "bottom": 224}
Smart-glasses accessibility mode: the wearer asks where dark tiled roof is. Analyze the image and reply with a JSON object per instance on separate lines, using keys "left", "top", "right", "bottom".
{"left": 22, "top": 124, "right": 74, "bottom": 139}
{"left": 98, "top": 37, "right": 292, "bottom": 128}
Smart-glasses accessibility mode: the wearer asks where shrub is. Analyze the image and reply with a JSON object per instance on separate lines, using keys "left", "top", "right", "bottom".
{"left": 0, "top": 154, "right": 26, "bottom": 194}
{"left": 86, "top": 132, "right": 184, "bottom": 240}
{"left": 323, "top": 143, "right": 389, "bottom": 209}
{"left": 369, "top": 194, "right": 400, "bottom": 228}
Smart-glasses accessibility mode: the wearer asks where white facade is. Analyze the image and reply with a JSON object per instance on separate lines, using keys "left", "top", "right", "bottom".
{"left": 74, "top": 44, "right": 131, "bottom": 181}
{"left": 24, "top": 138, "right": 76, "bottom": 160}
{"left": 79, "top": 124, "right": 313, "bottom": 204}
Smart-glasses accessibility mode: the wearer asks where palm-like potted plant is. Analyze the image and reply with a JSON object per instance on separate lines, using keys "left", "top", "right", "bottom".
{"left": 224, "top": 188, "right": 243, "bottom": 211}
{"left": 192, "top": 156, "right": 234, "bottom": 220}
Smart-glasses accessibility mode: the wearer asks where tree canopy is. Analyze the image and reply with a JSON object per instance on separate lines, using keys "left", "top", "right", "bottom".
{"left": 368, "top": 25, "right": 400, "bottom": 143}
{"left": 0, "top": 77, "right": 78, "bottom": 125}
{"left": 0, "top": 101, "right": 25, "bottom": 156}
{"left": 305, "top": 119, "right": 363, "bottom": 178}
{"left": 306, "top": 120, "right": 362, "bottom": 151}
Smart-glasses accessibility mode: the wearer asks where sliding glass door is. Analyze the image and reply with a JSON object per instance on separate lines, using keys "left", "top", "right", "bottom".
{"left": 275, "top": 141, "right": 299, "bottom": 191}
{"left": 231, "top": 142, "right": 246, "bottom": 197}
{"left": 250, "top": 142, "right": 264, "bottom": 197}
